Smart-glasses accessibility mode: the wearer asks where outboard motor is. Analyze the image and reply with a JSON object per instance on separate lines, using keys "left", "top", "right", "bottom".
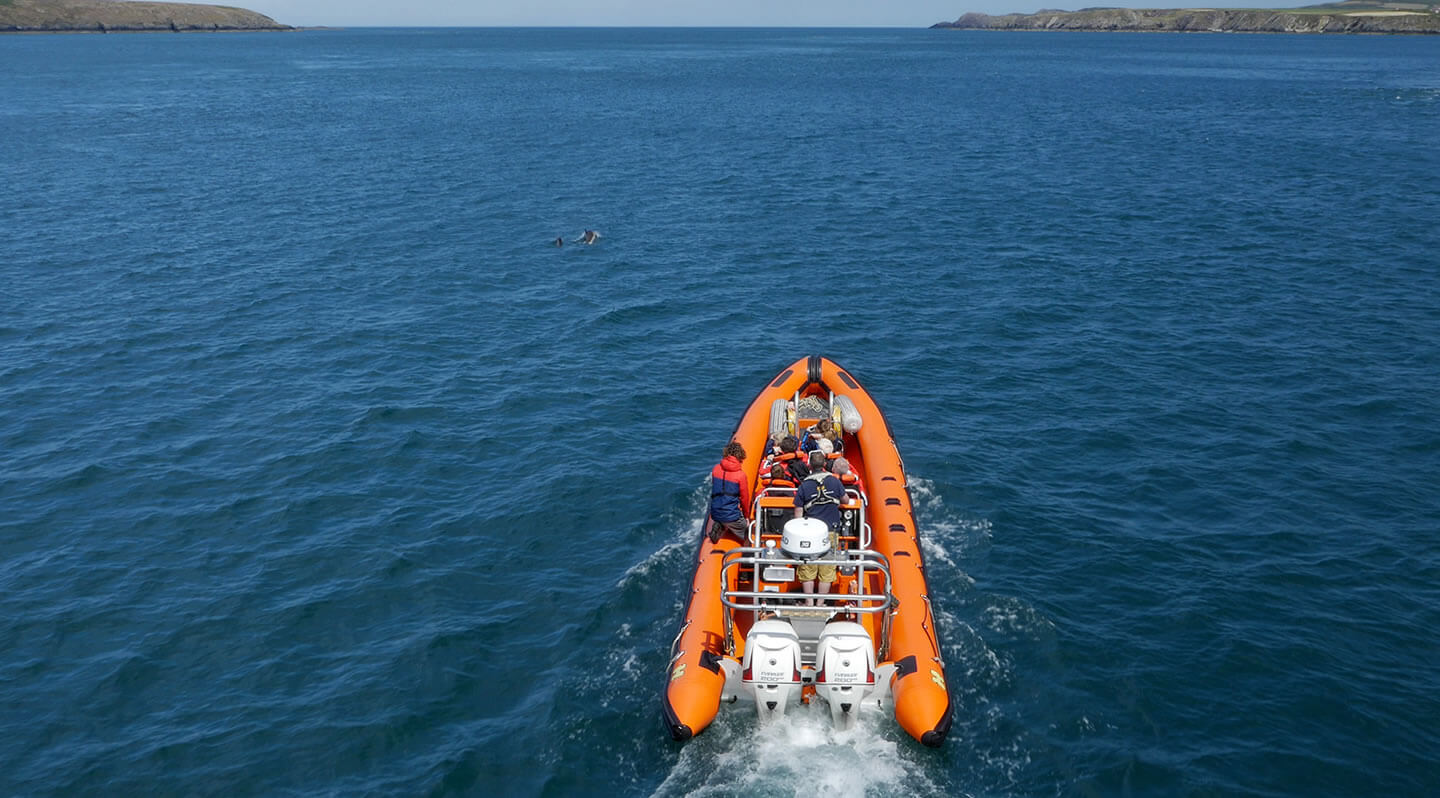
{"left": 742, "top": 618, "right": 802, "bottom": 722}
{"left": 813, "top": 620, "right": 877, "bottom": 730}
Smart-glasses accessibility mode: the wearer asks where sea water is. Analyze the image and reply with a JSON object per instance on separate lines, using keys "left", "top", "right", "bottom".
{"left": 2, "top": 28, "right": 1438, "bottom": 797}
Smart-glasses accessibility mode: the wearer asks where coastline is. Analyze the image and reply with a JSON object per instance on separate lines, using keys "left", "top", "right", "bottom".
{"left": 0, "top": 27, "right": 302, "bottom": 33}
{"left": 0, "top": 0, "right": 293, "bottom": 33}
{"left": 932, "top": 6, "right": 1440, "bottom": 34}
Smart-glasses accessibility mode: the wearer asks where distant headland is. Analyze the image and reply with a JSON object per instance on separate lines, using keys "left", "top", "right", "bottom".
{"left": 933, "top": 1, "right": 1440, "bottom": 33}
{"left": 0, "top": 0, "right": 293, "bottom": 33}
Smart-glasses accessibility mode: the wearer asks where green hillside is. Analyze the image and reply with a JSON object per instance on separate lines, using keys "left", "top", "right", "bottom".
{"left": 934, "top": 3, "right": 1440, "bottom": 32}
{"left": 0, "top": 0, "right": 291, "bottom": 32}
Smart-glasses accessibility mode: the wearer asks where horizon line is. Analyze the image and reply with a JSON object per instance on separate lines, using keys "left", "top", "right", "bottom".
{"left": 287, "top": 24, "right": 939, "bottom": 29}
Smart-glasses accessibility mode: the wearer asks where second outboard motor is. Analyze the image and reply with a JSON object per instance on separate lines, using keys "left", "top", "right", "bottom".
{"left": 813, "top": 620, "right": 876, "bottom": 730}
{"left": 742, "top": 618, "right": 802, "bottom": 723}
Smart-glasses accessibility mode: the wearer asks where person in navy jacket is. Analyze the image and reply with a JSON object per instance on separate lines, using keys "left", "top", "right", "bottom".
{"left": 707, "top": 442, "right": 752, "bottom": 543}
{"left": 793, "top": 450, "right": 845, "bottom": 604}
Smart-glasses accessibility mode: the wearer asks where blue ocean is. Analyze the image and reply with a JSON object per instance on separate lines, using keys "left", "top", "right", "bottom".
{"left": 3, "top": 26, "right": 1438, "bottom": 797}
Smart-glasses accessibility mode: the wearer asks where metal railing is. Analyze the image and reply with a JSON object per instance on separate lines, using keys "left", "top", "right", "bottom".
{"left": 718, "top": 548, "right": 893, "bottom": 613}
{"left": 749, "top": 487, "right": 871, "bottom": 549}
{"left": 718, "top": 547, "right": 895, "bottom": 658}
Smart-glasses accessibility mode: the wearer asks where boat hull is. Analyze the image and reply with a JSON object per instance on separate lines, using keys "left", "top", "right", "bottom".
{"left": 663, "top": 356, "right": 952, "bottom": 746}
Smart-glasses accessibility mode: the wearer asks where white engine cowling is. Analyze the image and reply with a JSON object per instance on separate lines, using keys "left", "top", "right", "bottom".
{"left": 814, "top": 620, "right": 877, "bottom": 730}
{"left": 781, "top": 517, "right": 830, "bottom": 559}
{"left": 742, "top": 618, "right": 802, "bottom": 722}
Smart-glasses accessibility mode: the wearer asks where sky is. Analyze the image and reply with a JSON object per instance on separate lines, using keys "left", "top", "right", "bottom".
{"left": 244, "top": 0, "right": 1312, "bottom": 28}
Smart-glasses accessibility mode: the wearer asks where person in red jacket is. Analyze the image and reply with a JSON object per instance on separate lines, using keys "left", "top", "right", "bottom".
{"left": 707, "top": 441, "right": 753, "bottom": 543}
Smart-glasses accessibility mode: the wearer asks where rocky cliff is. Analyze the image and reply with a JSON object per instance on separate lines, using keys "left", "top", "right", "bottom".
{"left": 0, "top": 0, "right": 291, "bottom": 32}
{"left": 933, "top": 6, "right": 1440, "bottom": 33}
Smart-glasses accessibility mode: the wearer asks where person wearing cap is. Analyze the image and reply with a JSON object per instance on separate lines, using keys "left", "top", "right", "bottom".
{"left": 706, "top": 441, "right": 752, "bottom": 544}
{"left": 793, "top": 450, "right": 844, "bottom": 604}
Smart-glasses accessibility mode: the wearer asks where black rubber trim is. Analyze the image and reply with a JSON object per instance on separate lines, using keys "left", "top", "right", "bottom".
{"left": 894, "top": 550, "right": 912, "bottom": 557}
{"left": 882, "top": 476, "right": 897, "bottom": 482}
{"left": 889, "top": 523, "right": 906, "bottom": 532}
{"left": 894, "top": 655, "right": 918, "bottom": 678}
{"left": 662, "top": 694, "right": 693, "bottom": 741}
{"left": 807, "top": 355, "right": 822, "bottom": 384}
{"left": 921, "top": 693, "right": 954, "bottom": 747}
{"left": 699, "top": 650, "right": 723, "bottom": 674}
{"left": 885, "top": 498, "right": 901, "bottom": 506}
{"left": 769, "top": 369, "right": 793, "bottom": 388}
{"left": 668, "top": 721, "right": 694, "bottom": 741}
{"left": 837, "top": 370, "right": 859, "bottom": 389}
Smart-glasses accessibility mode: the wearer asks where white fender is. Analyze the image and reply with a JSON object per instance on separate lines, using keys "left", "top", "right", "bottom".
{"left": 833, "top": 395, "right": 863, "bottom": 434}
{"left": 768, "top": 399, "right": 790, "bottom": 442}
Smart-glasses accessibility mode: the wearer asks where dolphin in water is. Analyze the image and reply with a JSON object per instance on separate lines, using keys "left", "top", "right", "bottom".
{"left": 578, "top": 229, "right": 600, "bottom": 245}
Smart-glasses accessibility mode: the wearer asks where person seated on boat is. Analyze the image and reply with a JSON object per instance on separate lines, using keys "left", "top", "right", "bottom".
{"left": 800, "top": 418, "right": 841, "bottom": 454}
{"left": 793, "top": 450, "right": 845, "bottom": 605}
{"left": 832, "top": 457, "right": 863, "bottom": 541}
{"left": 815, "top": 436, "right": 834, "bottom": 459}
{"left": 805, "top": 439, "right": 834, "bottom": 471}
{"left": 773, "top": 435, "right": 809, "bottom": 483}
{"left": 707, "top": 441, "right": 752, "bottom": 544}
{"left": 762, "top": 430, "right": 785, "bottom": 459}
{"left": 763, "top": 463, "right": 795, "bottom": 491}
{"left": 832, "top": 456, "right": 862, "bottom": 495}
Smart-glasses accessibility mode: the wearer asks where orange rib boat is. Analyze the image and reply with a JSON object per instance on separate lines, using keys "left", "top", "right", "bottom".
{"left": 663, "top": 356, "right": 952, "bottom": 747}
